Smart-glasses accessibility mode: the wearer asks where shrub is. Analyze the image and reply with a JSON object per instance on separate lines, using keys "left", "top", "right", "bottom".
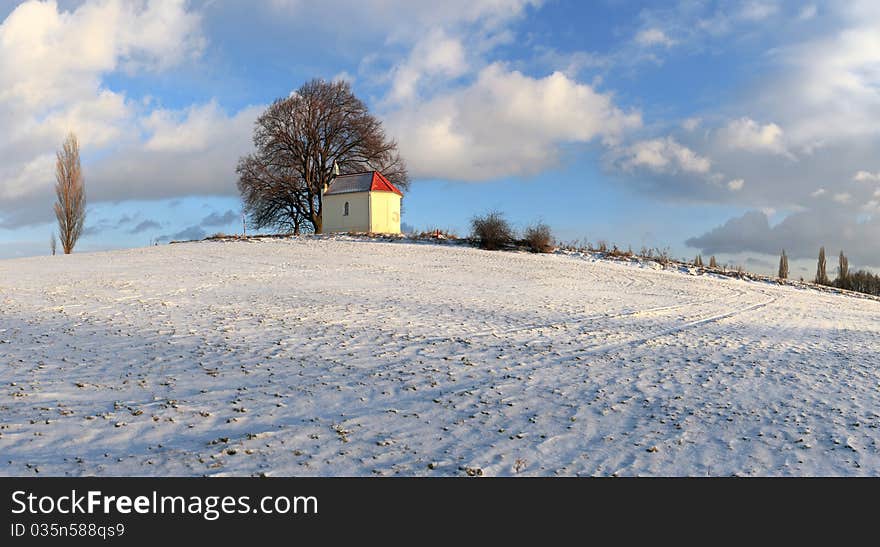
{"left": 607, "top": 245, "right": 632, "bottom": 258}
{"left": 417, "top": 227, "right": 457, "bottom": 240}
{"left": 655, "top": 247, "right": 671, "bottom": 264}
{"left": 523, "top": 222, "right": 554, "bottom": 253}
{"left": 471, "top": 211, "right": 514, "bottom": 250}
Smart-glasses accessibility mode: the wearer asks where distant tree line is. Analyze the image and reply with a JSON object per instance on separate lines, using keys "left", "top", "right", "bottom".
{"left": 845, "top": 270, "right": 880, "bottom": 295}
{"left": 776, "top": 246, "right": 880, "bottom": 297}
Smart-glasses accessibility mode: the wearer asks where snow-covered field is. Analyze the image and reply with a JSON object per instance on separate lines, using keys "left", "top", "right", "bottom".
{"left": 1, "top": 237, "right": 879, "bottom": 476}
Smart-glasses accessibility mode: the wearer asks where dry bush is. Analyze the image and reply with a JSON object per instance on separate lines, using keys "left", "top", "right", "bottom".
{"left": 557, "top": 239, "right": 588, "bottom": 252}
{"left": 607, "top": 245, "right": 633, "bottom": 258}
{"left": 655, "top": 247, "right": 672, "bottom": 264}
{"left": 471, "top": 211, "right": 514, "bottom": 250}
{"left": 416, "top": 227, "right": 457, "bottom": 240}
{"left": 523, "top": 222, "right": 554, "bottom": 253}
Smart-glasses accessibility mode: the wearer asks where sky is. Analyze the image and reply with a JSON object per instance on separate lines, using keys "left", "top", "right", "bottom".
{"left": 1, "top": 0, "right": 880, "bottom": 278}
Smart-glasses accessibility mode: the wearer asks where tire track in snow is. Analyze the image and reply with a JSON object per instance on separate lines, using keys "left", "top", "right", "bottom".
{"left": 410, "top": 295, "right": 745, "bottom": 344}
{"left": 564, "top": 293, "right": 780, "bottom": 359}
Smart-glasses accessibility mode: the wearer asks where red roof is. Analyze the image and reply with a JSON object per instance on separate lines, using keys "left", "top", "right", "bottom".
{"left": 369, "top": 171, "right": 403, "bottom": 196}
{"left": 324, "top": 171, "right": 403, "bottom": 197}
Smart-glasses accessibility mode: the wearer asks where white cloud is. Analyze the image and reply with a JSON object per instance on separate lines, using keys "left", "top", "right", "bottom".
{"left": 36, "top": 90, "right": 131, "bottom": 147}
{"left": 728, "top": 179, "right": 745, "bottom": 191}
{"left": 798, "top": 5, "right": 817, "bottom": 20}
{"left": 143, "top": 101, "right": 241, "bottom": 153}
{"left": 388, "top": 28, "right": 469, "bottom": 102}
{"left": 266, "top": 0, "right": 542, "bottom": 43}
{"left": 630, "top": 0, "right": 785, "bottom": 58}
{"left": 0, "top": 0, "right": 203, "bottom": 109}
{"left": 622, "top": 137, "right": 711, "bottom": 175}
{"left": 721, "top": 118, "right": 790, "bottom": 156}
{"left": 833, "top": 192, "right": 852, "bottom": 204}
{"left": 773, "top": 4, "right": 880, "bottom": 146}
{"left": 0, "top": 0, "right": 206, "bottom": 226}
{"left": 386, "top": 64, "right": 641, "bottom": 180}
{"left": 530, "top": 46, "right": 609, "bottom": 76}
{"left": 90, "top": 103, "right": 263, "bottom": 202}
{"left": 682, "top": 117, "right": 702, "bottom": 131}
{"left": 811, "top": 188, "right": 826, "bottom": 197}
{"left": 853, "top": 170, "right": 880, "bottom": 183}
{"left": 332, "top": 70, "right": 356, "bottom": 84}
{"left": 739, "top": 1, "right": 779, "bottom": 21}
{"left": 635, "top": 28, "right": 675, "bottom": 48}
{"left": 0, "top": 154, "right": 55, "bottom": 201}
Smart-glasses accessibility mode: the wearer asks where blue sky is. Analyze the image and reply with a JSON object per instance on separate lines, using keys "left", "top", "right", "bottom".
{"left": 2, "top": 1, "right": 880, "bottom": 278}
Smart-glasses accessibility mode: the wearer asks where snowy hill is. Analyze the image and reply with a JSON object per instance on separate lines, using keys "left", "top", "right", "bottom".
{"left": 1, "top": 237, "right": 879, "bottom": 476}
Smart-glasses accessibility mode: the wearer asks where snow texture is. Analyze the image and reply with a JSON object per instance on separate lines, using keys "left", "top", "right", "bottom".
{"left": 1, "top": 237, "right": 879, "bottom": 476}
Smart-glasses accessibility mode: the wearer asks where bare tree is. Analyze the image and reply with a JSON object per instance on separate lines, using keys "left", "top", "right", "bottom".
{"left": 53, "top": 133, "right": 86, "bottom": 254}
{"left": 837, "top": 250, "right": 849, "bottom": 289}
{"left": 778, "top": 249, "right": 789, "bottom": 280}
{"left": 694, "top": 254, "right": 703, "bottom": 267}
{"left": 237, "top": 79, "right": 408, "bottom": 234}
{"left": 50, "top": 233, "right": 57, "bottom": 256}
{"left": 815, "top": 246, "right": 828, "bottom": 285}
{"left": 709, "top": 255, "right": 717, "bottom": 268}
